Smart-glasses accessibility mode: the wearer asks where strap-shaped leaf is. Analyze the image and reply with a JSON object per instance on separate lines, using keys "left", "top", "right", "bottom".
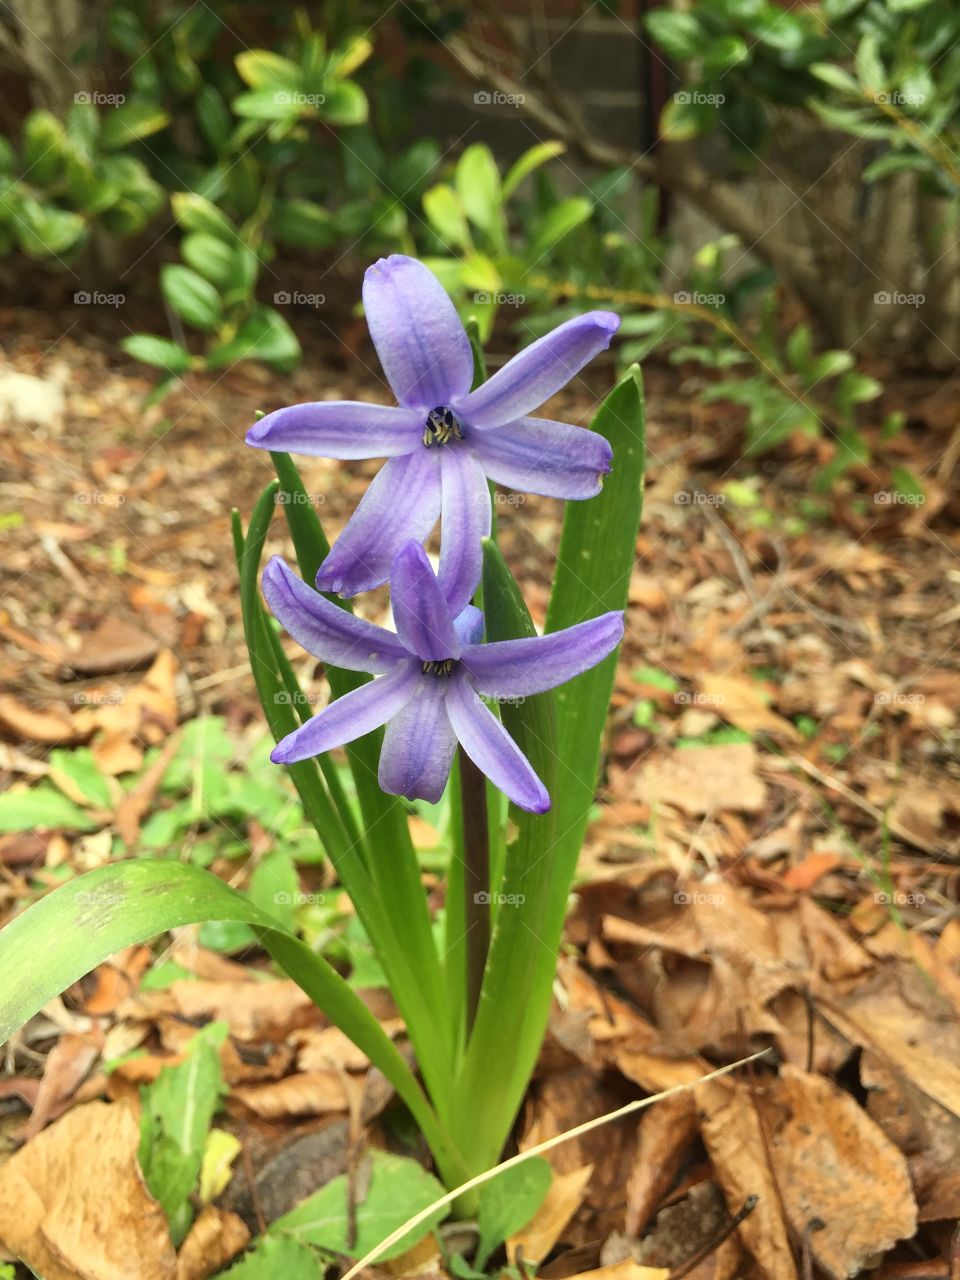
{"left": 546, "top": 363, "right": 645, "bottom": 871}
{"left": 450, "top": 539, "right": 559, "bottom": 1176}
{"left": 236, "top": 487, "right": 454, "bottom": 1099}
{"left": 0, "top": 860, "right": 467, "bottom": 1186}
{"left": 451, "top": 370, "right": 645, "bottom": 1174}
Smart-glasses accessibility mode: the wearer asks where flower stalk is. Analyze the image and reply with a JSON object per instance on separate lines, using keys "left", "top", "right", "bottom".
{"left": 458, "top": 746, "right": 491, "bottom": 1030}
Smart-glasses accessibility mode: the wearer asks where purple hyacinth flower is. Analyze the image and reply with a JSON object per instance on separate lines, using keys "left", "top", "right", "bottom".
{"left": 246, "top": 255, "right": 619, "bottom": 615}
{"left": 262, "top": 542, "right": 623, "bottom": 814}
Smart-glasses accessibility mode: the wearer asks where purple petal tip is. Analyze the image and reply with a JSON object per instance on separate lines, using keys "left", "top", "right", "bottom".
{"left": 593, "top": 311, "right": 620, "bottom": 337}
{"left": 365, "top": 253, "right": 416, "bottom": 282}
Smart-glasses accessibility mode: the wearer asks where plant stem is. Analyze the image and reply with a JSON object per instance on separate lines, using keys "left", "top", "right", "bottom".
{"left": 459, "top": 746, "right": 490, "bottom": 1031}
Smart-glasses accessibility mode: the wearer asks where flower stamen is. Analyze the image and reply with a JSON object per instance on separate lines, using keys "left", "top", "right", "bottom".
{"left": 422, "top": 406, "right": 463, "bottom": 448}
{"left": 421, "top": 658, "right": 457, "bottom": 677}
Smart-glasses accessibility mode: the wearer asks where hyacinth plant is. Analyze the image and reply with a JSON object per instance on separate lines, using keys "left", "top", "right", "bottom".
{"left": 0, "top": 256, "right": 644, "bottom": 1200}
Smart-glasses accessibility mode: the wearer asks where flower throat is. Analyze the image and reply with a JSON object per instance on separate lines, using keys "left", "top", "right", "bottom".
{"left": 422, "top": 406, "right": 463, "bottom": 447}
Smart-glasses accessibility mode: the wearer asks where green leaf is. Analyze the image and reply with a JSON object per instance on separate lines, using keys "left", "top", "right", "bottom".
{"left": 659, "top": 95, "right": 714, "bottom": 142}
{"left": 704, "top": 34, "right": 749, "bottom": 73}
{"left": 450, "top": 542, "right": 559, "bottom": 1173}
{"left": 529, "top": 196, "right": 592, "bottom": 258}
{"left": 0, "top": 783, "right": 98, "bottom": 833}
{"left": 249, "top": 850, "right": 299, "bottom": 931}
{"left": 547, "top": 365, "right": 644, "bottom": 861}
{"left": 892, "top": 465, "right": 925, "bottom": 500}
{"left": 100, "top": 101, "right": 170, "bottom": 151}
{"left": 48, "top": 748, "right": 111, "bottom": 808}
{"left": 225, "top": 1235, "right": 323, "bottom": 1278}
{"left": 501, "top": 141, "right": 565, "bottom": 201}
{"left": 863, "top": 151, "right": 928, "bottom": 182}
{"left": 807, "top": 100, "right": 891, "bottom": 139}
{"left": 171, "top": 192, "right": 236, "bottom": 241}
{"left": 809, "top": 349, "right": 853, "bottom": 380}
{"left": 322, "top": 81, "right": 369, "bottom": 126}
{"left": 0, "top": 859, "right": 463, "bottom": 1182}
{"left": 235, "top": 50, "right": 302, "bottom": 90}
{"left": 207, "top": 305, "right": 300, "bottom": 371}
{"left": 810, "top": 62, "right": 861, "bottom": 93}
{"left": 232, "top": 89, "right": 299, "bottom": 121}
{"left": 328, "top": 34, "right": 373, "bottom": 79}
{"left": 161, "top": 264, "right": 222, "bottom": 331}
{"left": 270, "top": 1150, "right": 447, "bottom": 1259}
{"left": 645, "top": 10, "right": 708, "bottom": 59}
{"left": 234, "top": 494, "right": 459, "bottom": 1176}
{"left": 455, "top": 144, "right": 504, "bottom": 246}
{"left": 273, "top": 199, "right": 337, "bottom": 249}
{"left": 196, "top": 84, "right": 232, "bottom": 152}
{"left": 475, "top": 1158, "right": 552, "bottom": 1270}
{"left": 139, "top": 1021, "right": 228, "bottom": 1235}
{"left": 22, "top": 110, "right": 65, "bottom": 184}
{"left": 14, "top": 199, "right": 85, "bottom": 258}
{"left": 181, "top": 233, "right": 238, "bottom": 290}
{"left": 837, "top": 370, "right": 882, "bottom": 407}
{"left": 785, "top": 324, "right": 812, "bottom": 374}
{"left": 423, "top": 184, "right": 472, "bottom": 251}
{"left": 854, "top": 34, "right": 885, "bottom": 92}
{"left": 121, "top": 334, "right": 192, "bottom": 374}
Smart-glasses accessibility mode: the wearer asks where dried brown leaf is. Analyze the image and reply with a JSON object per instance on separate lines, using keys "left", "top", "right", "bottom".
{"left": 176, "top": 1206, "right": 249, "bottom": 1280}
{"left": 695, "top": 1077, "right": 797, "bottom": 1280}
{"left": 0, "top": 1100, "right": 175, "bottom": 1279}
{"left": 753, "top": 1065, "right": 916, "bottom": 1280}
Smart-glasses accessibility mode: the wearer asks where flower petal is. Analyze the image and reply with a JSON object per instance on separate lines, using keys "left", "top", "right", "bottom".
{"left": 363, "top": 255, "right": 474, "bottom": 410}
{"left": 463, "top": 612, "right": 624, "bottom": 698}
{"left": 271, "top": 661, "right": 419, "bottom": 764}
{"left": 315, "top": 451, "right": 441, "bottom": 597}
{"left": 473, "top": 417, "right": 612, "bottom": 499}
{"left": 245, "top": 402, "right": 420, "bottom": 459}
{"left": 390, "top": 542, "right": 460, "bottom": 661}
{"left": 453, "top": 604, "right": 484, "bottom": 646}
{"left": 445, "top": 676, "right": 550, "bottom": 813}
{"left": 453, "top": 312, "right": 619, "bottom": 428}
{"left": 378, "top": 676, "right": 457, "bottom": 803}
{"left": 262, "top": 556, "right": 408, "bottom": 674}
{"left": 437, "top": 447, "right": 490, "bottom": 617}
